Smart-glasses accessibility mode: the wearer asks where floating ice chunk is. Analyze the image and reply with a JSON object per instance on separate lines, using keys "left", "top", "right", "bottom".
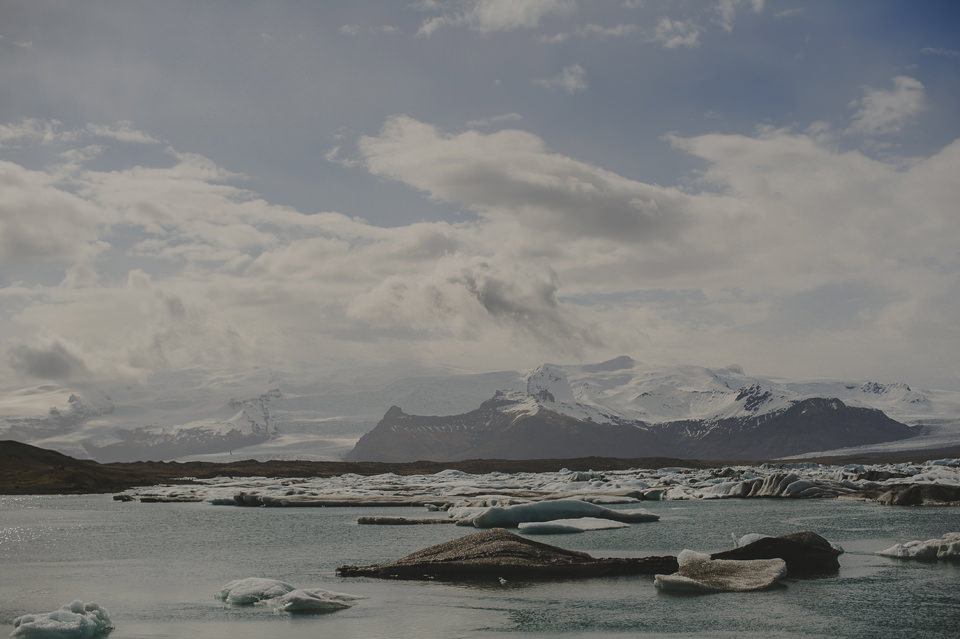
{"left": 519, "top": 517, "right": 631, "bottom": 534}
{"left": 654, "top": 550, "right": 787, "bottom": 593}
{"left": 217, "top": 578, "right": 295, "bottom": 605}
{"left": 271, "top": 589, "right": 364, "bottom": 614}
{"left": 471, "top": 499, "right": 658, "bottom": 528}
{"left": 877, "top": 532, "right": 960, "bottom": 561}
{"left": 11, "top": 601, "right": 113, "bottom": 638}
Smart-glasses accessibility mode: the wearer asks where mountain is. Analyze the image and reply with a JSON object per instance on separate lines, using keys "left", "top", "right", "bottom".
{"left": 2, "top": 357, "right": 957, "bottom": 462}
{"left": 346, "top": 357, "right": 928, "bottom": 462}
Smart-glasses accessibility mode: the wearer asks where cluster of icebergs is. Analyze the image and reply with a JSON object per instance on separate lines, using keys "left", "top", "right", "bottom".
{"left": 117, "top": 458, "right": 960, "bottom": 509}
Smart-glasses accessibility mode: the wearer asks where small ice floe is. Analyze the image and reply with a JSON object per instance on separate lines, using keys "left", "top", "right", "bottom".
{"left": 877, "top": 532, "right": 960, "bottom": 561}
{"left": 217, "top": 578, "right": 361, "bottom": 614}
{"left": 469, "top": 499, "right": 658, "bottom": 528}
{"left": 217, "top": 578, "right": 295, "bottom": 605}
{"left": 654, "top": 550, "right": 787, "bottom": 593}
{"left": 10, "top": 601, "right": 113, "bottom": 638}
{"left": 271, "top": 589, "right": 364, "bottom": 614}
{"left": 519, "top": 517, "right": 630, "bottom": 535}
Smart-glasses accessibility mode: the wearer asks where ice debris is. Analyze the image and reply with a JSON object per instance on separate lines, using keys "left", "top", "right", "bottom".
{"left": 519, "top": 517, "right": 630, "bottom": 534}
{"left": 877, "top": 532, "right": 960, "bottom": 561}
{"left": 469, "top": 499, "right": 658, "bottom": 528}
{"left": 654, "top": 550, "right": 787, "bottom": 593}
{"left": 271, "top": 589, "right": 365, "bottom": 614}
{"left": 10, "top": 601, "right": 113, "bottom": 638}
{"left": 217, "top": 578, "right": 362, "bottom": 614}
{"left": 217, "top": 578, "right": 295, "bottom": 605}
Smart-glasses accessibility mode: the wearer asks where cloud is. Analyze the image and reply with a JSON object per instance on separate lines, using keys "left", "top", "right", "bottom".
{"left": 357, "top": 115, "right": 686, "bottom": 243}
{"left": 650, "top": 18, "right": 702, "bottom": 48}
{"left": 347, "top": 255, "right": 602, "bottom": 355}
{"left": 8, "top": 339, "right": 90, "bottom": 380}
{"left": 2, "top": 115, "right": 959, "bottom": 390}
{"left": 417, "top": 0, "right": 574, "bottom": 37}
{"left": 466, "top": 112, "right": 524, "bottom": 128}
{"left": 0, "top": 160, "right": 106, "bottom": 264}
{"left": 534, "top": 64, "right": 588, "bottom": 93}
{"left": 339, "top": 24, "right": 399, "bottom": 35}
{"left": 539, "top": 23, "right": 638, "bottom": 44}
{"left": 921, "top": 47, "right": 960, "bottom": 58}
{"left": 847, "top": 76, "right": 925, "bottom": 136}
{"left": 0, "top": 118, "right": 159, "bottom": 148}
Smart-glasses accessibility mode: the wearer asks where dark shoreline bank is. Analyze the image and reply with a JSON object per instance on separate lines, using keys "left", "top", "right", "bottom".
{"left": 3, "top": 439, "right": 959, "bottom": 495}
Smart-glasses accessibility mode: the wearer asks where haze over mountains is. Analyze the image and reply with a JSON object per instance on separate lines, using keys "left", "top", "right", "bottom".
{"left": 1, "top": 357, "right": 958, "bottom": 463}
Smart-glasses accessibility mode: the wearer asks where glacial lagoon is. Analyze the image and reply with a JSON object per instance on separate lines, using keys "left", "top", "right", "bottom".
{"left": 1, "top": 477, "right": 958, "bottom": 638}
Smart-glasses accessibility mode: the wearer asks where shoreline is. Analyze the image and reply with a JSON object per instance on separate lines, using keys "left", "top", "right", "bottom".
{"left": 3, "top": 439, "right": 959, "bottom": 496}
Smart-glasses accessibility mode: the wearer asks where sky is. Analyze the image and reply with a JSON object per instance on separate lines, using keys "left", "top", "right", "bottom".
{"left": 1, "top": 0, "right": 960, "bottom": 395}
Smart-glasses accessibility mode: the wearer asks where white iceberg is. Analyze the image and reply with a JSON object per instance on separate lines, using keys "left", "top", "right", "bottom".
{"left": 217, "top": 578, "right": 295, "bottom": 605}
{"left": 518, "top": 517, "right": 631, "bottom": 534}
{"left": 877, "top": 532, "right": 960, "bottom": 561}
{"left": 271, "top": 589, "right": 364, "bottom": 614}
{"left": 470, "top": 499, "right": 658, "bottom": 528}
{"left": 654, "top": 550, "right": 787, "bottom": 593}
{"left": 11, "top": 601, "right": 113, "bottom": 638}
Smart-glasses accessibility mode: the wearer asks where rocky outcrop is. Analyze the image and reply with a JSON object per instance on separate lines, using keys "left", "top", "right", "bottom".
{"left": 711, "top": 531, "right": 842, "bottom": 576}
{"left": 335, "top": 529, "right": 678, "bottom": 580}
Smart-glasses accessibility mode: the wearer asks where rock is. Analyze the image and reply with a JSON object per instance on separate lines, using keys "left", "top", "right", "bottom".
{"left": 710, "top": 531, "right": 841, "bottom": 576}
{"left": 654, "top": 550, "right": 787, "bottom": 593}
{"left": 336, "top": 529, "right": 678, "bottom": 580}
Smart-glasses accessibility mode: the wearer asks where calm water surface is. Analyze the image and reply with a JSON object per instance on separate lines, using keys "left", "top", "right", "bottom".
{"left": 1, "top": 494, "right": 958, "bottom": 638}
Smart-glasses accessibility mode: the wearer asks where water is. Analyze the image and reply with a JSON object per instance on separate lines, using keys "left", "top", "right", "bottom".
{"left": 1, "top": 495, "right": 958, "bottom": 638}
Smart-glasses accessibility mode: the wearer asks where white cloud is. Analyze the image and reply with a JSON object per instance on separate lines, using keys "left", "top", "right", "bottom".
{"left": 539, "top": 23, "right": 638, "bottom": 44}
{"left": 921, "top": 47, "right": 960, "bottom": 58}
{"left": 847, "top": 76, "right": 925, "bottom": 136}
{"left": 357, "top": 115, "right": 685, "bottom": 243}
{"left": 2, "top": 114, "right": 959, "bottom": 391}
{"left": 534, "top": 64, "right": 588, "bottom": 93}
{"left": 650, "top": 18, "right": 702, "bottom": 49}
{"left": 466, "top": 112, "right": 524, "bottom": 128}
{"left": 339, "top": 24, "right": 399, "bottom": 35}
{"left": 417, "top": 0, "right": 574, "bottom": 37}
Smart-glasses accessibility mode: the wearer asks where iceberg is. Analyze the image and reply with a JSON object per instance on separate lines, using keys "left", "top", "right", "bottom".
{"left": 11, "top": 601, "right": 113, "bottom": 638}
{"left": 470, "top": 499, "right": 658, "bottom": 528}
{"left": 654, "top": 550, "right": 787, "bottom": 593}
{"left": 271, "top": 589, "right": 364, "bottom": 614}
{"left": 217, "top": 578, "right": 295, "bottom": 605}
{"left": 518, "top": 517, "right": 630, "bottom": 534}
{"left": 877, "top": 532, "right": 960, "bottom": 561}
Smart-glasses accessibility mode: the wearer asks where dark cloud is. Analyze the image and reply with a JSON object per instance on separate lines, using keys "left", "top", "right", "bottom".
{"left": 8, "top": 340, "right": 90, "bottom": 380}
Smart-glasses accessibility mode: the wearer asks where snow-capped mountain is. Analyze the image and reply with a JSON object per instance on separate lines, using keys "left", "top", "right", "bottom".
{"left": 2, "top": 356, "right": 958, "bottom": 462}
{"left": 347, "top": 357, "right": 960, "bottom": 462}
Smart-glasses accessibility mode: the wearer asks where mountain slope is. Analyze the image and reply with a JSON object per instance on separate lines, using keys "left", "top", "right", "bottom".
{"left": 347, "top": 357, "right": 925, "bottom": 461}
